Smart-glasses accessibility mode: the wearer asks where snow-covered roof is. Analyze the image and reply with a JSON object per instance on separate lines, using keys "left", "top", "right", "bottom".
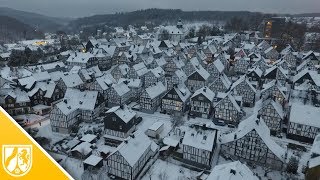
{"left": 96, "top": 74, "right": 115, "bottom": 90}
{"left": 33, "top": 71, "right": 51, "bottom": 82}
{"left": 66, "top": 52, "right": 95, "bottom": 64}
{"left": 221, "top": 114, "right": 288, "bottom": 162}
{"left": 110, "top": 132, "right": 151, "bottom": 167}
{"left": 311, "top": 134, "right": 320, "bottom": 156}
{"left": 231, "top": 75, "right": 256, "bottom": 93}
{"left": 290, "top": 102, "right": 320, "bottom": 128}
{"left": 132, "top": 62, "right": 149, "bottom": 76}
{"left": 61, "top": 74, "right": 84, "bottom": 88}
{"left": 163, "top": 137, "right": 179, "bottom": 147}
{"left": 148, "top": 122, "right": 164, "bottom": 131}
{"left": 190, "top": 57, "right": 210, "bottom": 80}
{"left": 213, "top": 59, "right": 225, "bottom": 73}
{"left": 173, "top": 84, "right": 191, "bottom": 102}
{"left": 106, "top": 106, "right": 136, "bottom": 123}
{"left": 215, "top": 93, "right": 242, "bottom": 112}
{"left": 292, "top": 69, "right": 320, "bottom": 86}
{"left": 192, "top": 87, "right": 215, "bottom": 102}
{"left": 83, "top": 155, "right": 103, "bottom": 166}
{"left": 71, "top": 142, "right": 92, "bottom": 156}
{"left": 18, "top": 76, "right": 36, "bottom": 89}
{"left": 80, "top": 134, "right": 97, "bottom": 143}
{"left": 145, "top": 82, "right": 166, "bottom": 99}
{"left": 207, "top": 161, "right": 258, "bottom": 180}
{"left": 118, "top": 78, "right": 142, "bottom": 88}
{"left": 309, "top": 156, "right": 320, "bottom": 168}
{"left": 182, "top": 127, "right": 216, "bottom": 151}
{"left": 112, "top": 82, "right": 130, "bottom": 96}
{"left": 56, "top": 88, "right": 98, "bottom": 115}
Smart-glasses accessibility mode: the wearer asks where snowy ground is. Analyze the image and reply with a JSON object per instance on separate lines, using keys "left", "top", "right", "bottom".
{"left": 14, "top": 113, "right": 49, "bottom": 126}
{"left": 141, "top": 159, "right": 199, "bottom": 180}
{"left": 49, "top": 152, "right": 84, "bottom": 180}
{"left": 136, "top": 111, "right": 173, "bottom": 138}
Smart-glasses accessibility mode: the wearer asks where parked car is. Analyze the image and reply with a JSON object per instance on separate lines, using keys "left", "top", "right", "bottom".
{"left": 227, "top": 124, "right": 236, "bottom": 128}
{"left": 135, "top": 116, "right": 143, "bottom": 125}
{"left": 215, "top": 120, "right": 226, "bottom": 126}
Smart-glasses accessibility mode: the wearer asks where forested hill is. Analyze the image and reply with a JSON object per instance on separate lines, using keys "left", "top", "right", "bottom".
{"left": 69, "top": 9, "right": 274, "bottom": 30}
{"left": 0, "top": 16, "right": 44, "bottom": 43}
{"left": 0, "top": 7, "right": 70, "bottom": 32}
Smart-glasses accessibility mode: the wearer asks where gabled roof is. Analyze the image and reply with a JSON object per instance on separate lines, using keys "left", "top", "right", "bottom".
{"left": 215, "top": 92, "right": 241, "bottom": 112}
{"left": 191, "top": 87, "right": 215, "bottom": 102}
{"left": 107, "top": 105, "right": 136, "bottom": 123}
{"left": 145, "top": 82, "right": 166, "bottom": 99}
{"left": 110, "top": 132, "right": 152, "bottom": 167}
{"left": 221, "top": 114, "right": 288, "bottom": 162}
{"left": 230, "top": 75, "right": 256, "bottom": 93}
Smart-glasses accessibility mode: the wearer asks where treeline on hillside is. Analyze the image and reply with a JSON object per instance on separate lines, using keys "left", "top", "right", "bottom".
{"left": 69, "top": 9, "right": 274, "bottom": 32}
{"left": 0, "top": 15, "right": 44, "bottom": 43}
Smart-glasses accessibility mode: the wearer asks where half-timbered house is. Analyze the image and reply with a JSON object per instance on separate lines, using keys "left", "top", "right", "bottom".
{"left": 190, "top": 87, "right": 215, "bottom": 118}
{"left": 213, "top": 92, "right": 243, "bottom": 125}
{"left": 161, "top": 84, "right": 191, "bottom": 114}
{"left": 220, "top": 115, "right": 289, "bottom": 170}
{"left": 107, "top": 133, "right": 155, "bottom": 180}
{"left": 182, "top": 125, "right": 218, "bottom": 169}
{"left": 287, "top": 103, "right": 320, "bottom": 143}
{"left": 256, "top": 99, "right": 285, "bottom": 135}
{"left": 140, "top": 82, "right": 166, "bottom": 113}
{"left": 104, "top": 105, "right": 136, "bottom": 145}
{"left": 230, "top": 75, "right": 257, "bottom": 107}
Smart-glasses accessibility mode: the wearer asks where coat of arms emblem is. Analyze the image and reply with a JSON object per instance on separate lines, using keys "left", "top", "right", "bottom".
{"left": 2, "top": 145, "right": 32, "bottom": 177}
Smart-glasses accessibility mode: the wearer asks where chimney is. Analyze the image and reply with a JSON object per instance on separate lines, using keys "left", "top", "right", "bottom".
{"left": 203, "top": 87, "right": 207, "bottom": 92}
{"left": 230, "top": 169, "right": 236, "bottom": 175}
{"left": 130, "top": 134, "right": 135, "bottom": 138}
{"left": 64, "top": 99, "right": 68, "bottom": 104}
{"left": 234, "top": 134, "right": 237, "bottom": 140}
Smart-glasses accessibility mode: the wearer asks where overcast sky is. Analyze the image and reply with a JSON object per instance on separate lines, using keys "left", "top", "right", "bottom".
{"left": 1, "top": 0, "right": 319, "bottom": 18}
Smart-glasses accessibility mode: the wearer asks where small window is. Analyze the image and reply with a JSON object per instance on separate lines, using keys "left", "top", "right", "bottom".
{"left": 112, "top": 117, "right": 116, "bottom": 122}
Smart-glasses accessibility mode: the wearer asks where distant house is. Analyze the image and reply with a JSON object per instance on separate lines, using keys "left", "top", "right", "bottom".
{"left": 263, "top": 47, "right": 279, "bottom": 60}
{"left": 66, "top": 52, "right": 98, "bottom": 68}
{"left": 190, "top": 87, "right": 215, "bottom": 118}
{"left": 230, "top": 75, "right": 256, "bottom": 107}
{"left": 186, "top": 60, "right": 210, "bottom": 92}
{"left": 247, "top": 66, "right": 263, "bottom": 87}
{"left": 220, "top": 115, "right": 289, "bottom": 170}
{"left": 107, "top": 82, "right": 131, "bottom": 107}
{"left": 208, "top": 73, "right": 231, "bottom": 93}
{"left": 28, "top": 81, "right": 64, "bottom": 107}
{"left": 263, "top": 65, "right": 288, "bottom": 86}
{"left": 140, "top": 82, "right": 166, "bottom": 113}
{"left": 57, "top": 73, "right": 84, "bottom": 93}
{"left": 161, "top": 84, "right": 191, "bottom": 114}
{"left": 206, "top": 59, "right": 225, "bottom": 79}
{"left": 0, "top": 88, "right": 31, "bottom": 116}
{"left": 287, "top": 103, "right": 320, "bottom": 143}
{"left": 111, "top": 64, "right": 129, "bottom": 81}
{"left": 260, "top": 80, "right": 288, "bottom": 105}
{"left": 104, "top": 106, "right": 136, "bottom": 145}
{"left": 144, "top": 66, "right": 166, "bottom": 88}
{"left": 182, "top": 125, "right": 218, "bottom": 169}
{"left": 213, "top": 92, "right": 243, "bottom": 125}
{"left": 256, "top": 99, "right": 285, "bottom": 136}
{"left": 234, "top": 58, "right": 250, "bottom": 74}
{"left": 107, "top": 133, "right": 157, "bottom": 180}
{"left": 50, "top": 89, "right": 105, "bottom": 133}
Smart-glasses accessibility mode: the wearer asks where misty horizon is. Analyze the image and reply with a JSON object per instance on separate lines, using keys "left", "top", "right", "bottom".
{"left": 0, "top": 0, "right": 320, "bottom": 18}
